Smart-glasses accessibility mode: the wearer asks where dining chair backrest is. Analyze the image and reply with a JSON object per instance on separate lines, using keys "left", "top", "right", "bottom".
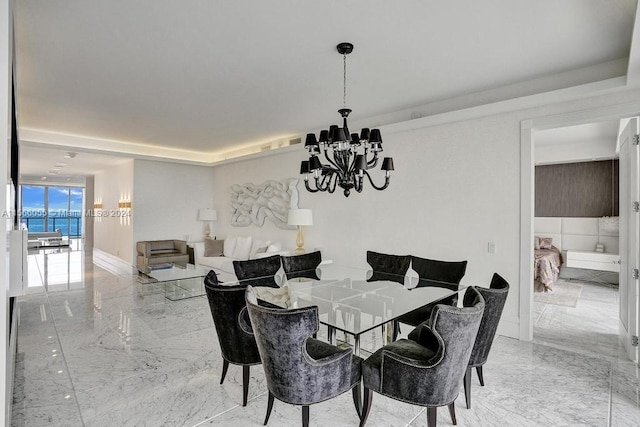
{"left": 281, "top": 251, "right": 322, "bottom": 280}
{"left": 233, "top": 254, "right": 282, "bottom": 288}
{"left": 366, "top": 250, "right": 411, "bottom": 285}
{"left": 204, "top": 277, "right": 261, "bottom": 366}
{"left": 466, "top": 273, "right": 510, "bottom": 367}
{"left": 410, "top": 255, "right": 467, "bottom": 290}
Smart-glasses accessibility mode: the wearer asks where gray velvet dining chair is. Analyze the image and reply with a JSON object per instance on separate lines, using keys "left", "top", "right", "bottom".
{"left": 203, "top": 270, "right": 261, "bottom": 407}
{"left": 233, "top": 254, "right": 282, "bottom": 287}
{"left": 359, "top": 287, "right": 485, "bottom": 427}
{"left": 244, "top": 285, "right": 363, "bottom": 427}
{"left": 281, "top": 250, "right": 322, "bottom": 280}
{"left": 461, "top": 273, "right": 509, "bottom": 409}
{"left": 408, "top": 272, "right": 509, "bottom": 409}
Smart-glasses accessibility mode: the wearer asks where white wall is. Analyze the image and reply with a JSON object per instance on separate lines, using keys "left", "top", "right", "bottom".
{"left": 132, "top": 159, "right": 214, "bottom": 264}
{"left": 535, "top": 139, "right": 618, "bottom": 164}
{"left": 94, "top": 160, "right": 134, "bottom": 263}
{"left": 212, "top": 86, "right": 640, "bottom": 339}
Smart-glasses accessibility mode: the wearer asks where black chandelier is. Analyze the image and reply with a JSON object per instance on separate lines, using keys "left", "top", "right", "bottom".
{"left": 300, "top": 42, "right": 394, "bottom": 197}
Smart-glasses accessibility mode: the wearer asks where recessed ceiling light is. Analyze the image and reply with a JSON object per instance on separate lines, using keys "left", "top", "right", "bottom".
{"left": 54, "top": 162, "right": 67, "bottom": 167}
{"left": 49, "top": 170, "right": 59, "bottom": 175}
{"left": 41, "top": 176, "right": 47, "bottom": 180}
{"left": 64, "top": 152, "right": 77, "bottom": 159}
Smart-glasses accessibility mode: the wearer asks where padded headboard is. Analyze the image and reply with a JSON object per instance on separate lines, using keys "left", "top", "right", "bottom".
{"left": 534, "top": 217, "right": 619, "bottom": 254}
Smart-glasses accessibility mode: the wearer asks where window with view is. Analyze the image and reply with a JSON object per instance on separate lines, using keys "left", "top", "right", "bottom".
{"left": 20, "top": 185, "right": 84, "bottom": 238}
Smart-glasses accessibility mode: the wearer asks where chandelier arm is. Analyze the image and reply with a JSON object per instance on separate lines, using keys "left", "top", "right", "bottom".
{"left": 327, "top": 173, "right": 338, "bottom": 193}
{"left": 323, "top": 149, "right": 342, "bottom": 172}
{"left": 320, "top": 169, "right": 335, "bottom": 191}
{"left": 366, "top": 151, "right": 379, "bottom": 168}
{"left": 355, "top": 176, "right": 364, "bottom": 193}
{"left": 363, "top": 170, "right": 391, "bottom": 191}
{"left": 304, "top": 179, "right": 320, "bottom": 193}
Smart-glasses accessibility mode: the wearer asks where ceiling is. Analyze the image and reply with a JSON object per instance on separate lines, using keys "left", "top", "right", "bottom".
{"left": 14, "top": 0, "right": 639, "bottom": 177}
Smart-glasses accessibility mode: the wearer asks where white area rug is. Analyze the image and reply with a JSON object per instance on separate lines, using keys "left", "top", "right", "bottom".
{"left": 534, "top": 280, "right": 583, "bottom": 307}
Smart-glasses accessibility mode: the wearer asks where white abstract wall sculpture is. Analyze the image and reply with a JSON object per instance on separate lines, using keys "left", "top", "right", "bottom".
{"left": 231, "top": 179, "right": 299, "bottom": 229}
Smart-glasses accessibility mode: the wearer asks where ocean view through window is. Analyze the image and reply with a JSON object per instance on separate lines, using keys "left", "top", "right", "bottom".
{"left": 20, "top": 184, "right": 84, "bottom": 238}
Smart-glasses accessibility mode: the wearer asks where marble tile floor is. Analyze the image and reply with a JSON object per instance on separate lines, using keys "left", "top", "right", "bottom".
{"left": 10, "top": 249, "right": 640, "bottom": 426}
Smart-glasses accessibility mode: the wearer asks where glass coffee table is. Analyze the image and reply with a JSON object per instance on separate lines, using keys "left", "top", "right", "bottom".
{"left": 146, "top": 264, "right": 210, "bottom": 301}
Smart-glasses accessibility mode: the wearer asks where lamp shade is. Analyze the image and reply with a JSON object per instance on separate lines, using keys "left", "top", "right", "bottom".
{"left": 198, "top": 208, "right": 217, "bottom": 221}
{"left": 287, "top": 208, "right": 313, "bottom": 226}
{"left": 309, "top": 156, "right": 322, "bottom": 171}
{"left": 381, "top": 157, "right": 395, "bottom": 171}
{"left": 354, "top": 154, "right": 367, "bottom": 171}
{"left": 300, "top": 160, "right": 311, "bottom": 174}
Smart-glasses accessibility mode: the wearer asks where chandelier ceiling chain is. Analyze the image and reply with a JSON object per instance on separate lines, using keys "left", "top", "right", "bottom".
{"left": 299, "top": 42, "right": 395, "bottom": 197}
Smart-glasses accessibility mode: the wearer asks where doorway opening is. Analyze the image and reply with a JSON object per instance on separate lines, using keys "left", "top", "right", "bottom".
{"left": 519, "top": 102, "right": 640, "bottom": 364}
{"left": 532, "top": 123, "right": 621, "bottom": 360}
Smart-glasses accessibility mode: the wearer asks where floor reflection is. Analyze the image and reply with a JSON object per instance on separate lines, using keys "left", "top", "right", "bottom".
{"left": 26, "top": 239, "right": 85, "bottom": 293}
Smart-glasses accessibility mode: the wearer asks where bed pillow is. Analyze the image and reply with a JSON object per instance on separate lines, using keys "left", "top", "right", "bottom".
{"left": 204, "top": 238, "right": 224, "bottom": 257}
{"left": 534, "top": 237, "right": 540, "bottom": 250}
{"left": 538, "top": 237, "right": 553, "bottom": 250}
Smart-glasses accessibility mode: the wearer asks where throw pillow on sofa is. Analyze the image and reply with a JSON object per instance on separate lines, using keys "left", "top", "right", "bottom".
{"left": 250, "top": 238, "right": 271, "bottom": 259}
{"left": 204, "top": 238, "right": 224, "bottom": 257}
{"left": 223, "top": 236, "right": 237, "bottom": 258}
{"left": 232, "top": 236, "right": 253, "bottom": 260}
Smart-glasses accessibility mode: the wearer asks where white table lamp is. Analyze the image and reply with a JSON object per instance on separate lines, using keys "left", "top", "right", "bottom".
{"left": 288, "top": 208, "right": 313, "bottom": 254}
{"left": 198, "top": 208, "right": 217, "bottom": 238}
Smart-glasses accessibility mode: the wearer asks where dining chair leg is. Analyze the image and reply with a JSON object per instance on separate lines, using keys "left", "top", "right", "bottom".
{"left": 242, "top": 365, "right": 250, "bottom": 406}
{"left": 220, "top": 359, "right": 229, "bottom": 384}
{"left": 464, "top": 366, "right": 472, "bottom": 409}
{"left": 476, "top": 366, "right": 485, "bottom": 386}
{"left": 392, "top": 320, "right": 400, "bottom": 342}
{"left": 359, "top": 388, "right": 373, "bottom": 427}
{"left": 263, "top": 391, "right": 275, "bottom": 425}
{"left": 351, "top": 383, "right": 362, "bottom": 418}
{"left": 448, "top": 402, "right": 457, "bottom": 425}
{"left": 302, "top": 405, "right": 310, "bottom": 427}
{"left": 427, "top": 407, "right": 437, "bottom": 427}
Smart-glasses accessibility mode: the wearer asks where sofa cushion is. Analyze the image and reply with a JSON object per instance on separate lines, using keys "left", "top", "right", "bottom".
{"left": 250, "top": 238, "right": 271, "bottom": 259}
{"left": 232, "top": 236, "right": 253, "bottom": 261}
{"left": 223, "top": 237, "right": 237, "bottom": 258}
{"left": 266, "top": 242, "right": 282, "bottom": 253}
{"left": 204, "top": 238, "right": 224, "bottom": 257}
{"left": 151, "top": 249, "right": 179, "bottom": 255}
{"left": 150, "top": 240, "right": 176, "bottom": 251}
{"left": 199, "top": 256, "right": 236, "bottom": 273}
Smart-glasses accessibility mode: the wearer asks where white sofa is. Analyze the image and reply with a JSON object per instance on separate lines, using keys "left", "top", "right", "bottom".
{"left": 192, "top": 236, "right": 289, "bottom": 282}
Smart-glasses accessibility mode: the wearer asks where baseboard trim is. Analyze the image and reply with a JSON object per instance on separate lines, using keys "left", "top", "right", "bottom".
{"left": 497, "top": 317, "right": 520, "bottom": 340}
{"left": 92, "top": 249, "right": 136, "bottom": 275}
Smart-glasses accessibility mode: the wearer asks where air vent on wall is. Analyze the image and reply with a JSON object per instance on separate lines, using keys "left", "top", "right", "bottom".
{"left": 289, "top": 137, "right": 302, "bottom": 146}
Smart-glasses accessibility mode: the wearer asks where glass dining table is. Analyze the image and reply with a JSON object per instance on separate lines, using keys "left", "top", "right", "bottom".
{"left": 251, "top": 263, "right": 462, "bottom": 355}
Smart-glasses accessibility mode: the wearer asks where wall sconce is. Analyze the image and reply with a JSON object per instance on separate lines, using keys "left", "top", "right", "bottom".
{"left": 94, "top": 202, "right": 103, "bottom": 209}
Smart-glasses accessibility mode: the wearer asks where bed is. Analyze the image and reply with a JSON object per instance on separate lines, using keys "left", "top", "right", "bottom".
{"left": 533, "top": 217, "right": 620, "bottom": 291}
{"left": 534, "top": 240, "right": 563, "bottom": 292}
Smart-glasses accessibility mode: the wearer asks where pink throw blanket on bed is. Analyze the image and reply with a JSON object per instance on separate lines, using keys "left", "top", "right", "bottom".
{"left": 534, "top": 246, "right": 563, "bottom": 292}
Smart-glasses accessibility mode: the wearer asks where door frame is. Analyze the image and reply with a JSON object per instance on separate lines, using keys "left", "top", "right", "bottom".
{"left": 519, "top": 100, "right": 640, "bottom": 341}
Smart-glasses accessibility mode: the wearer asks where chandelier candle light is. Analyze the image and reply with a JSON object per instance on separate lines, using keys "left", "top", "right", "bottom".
{"left": 300, "top": 42, "right": 394, "bottom": 197}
